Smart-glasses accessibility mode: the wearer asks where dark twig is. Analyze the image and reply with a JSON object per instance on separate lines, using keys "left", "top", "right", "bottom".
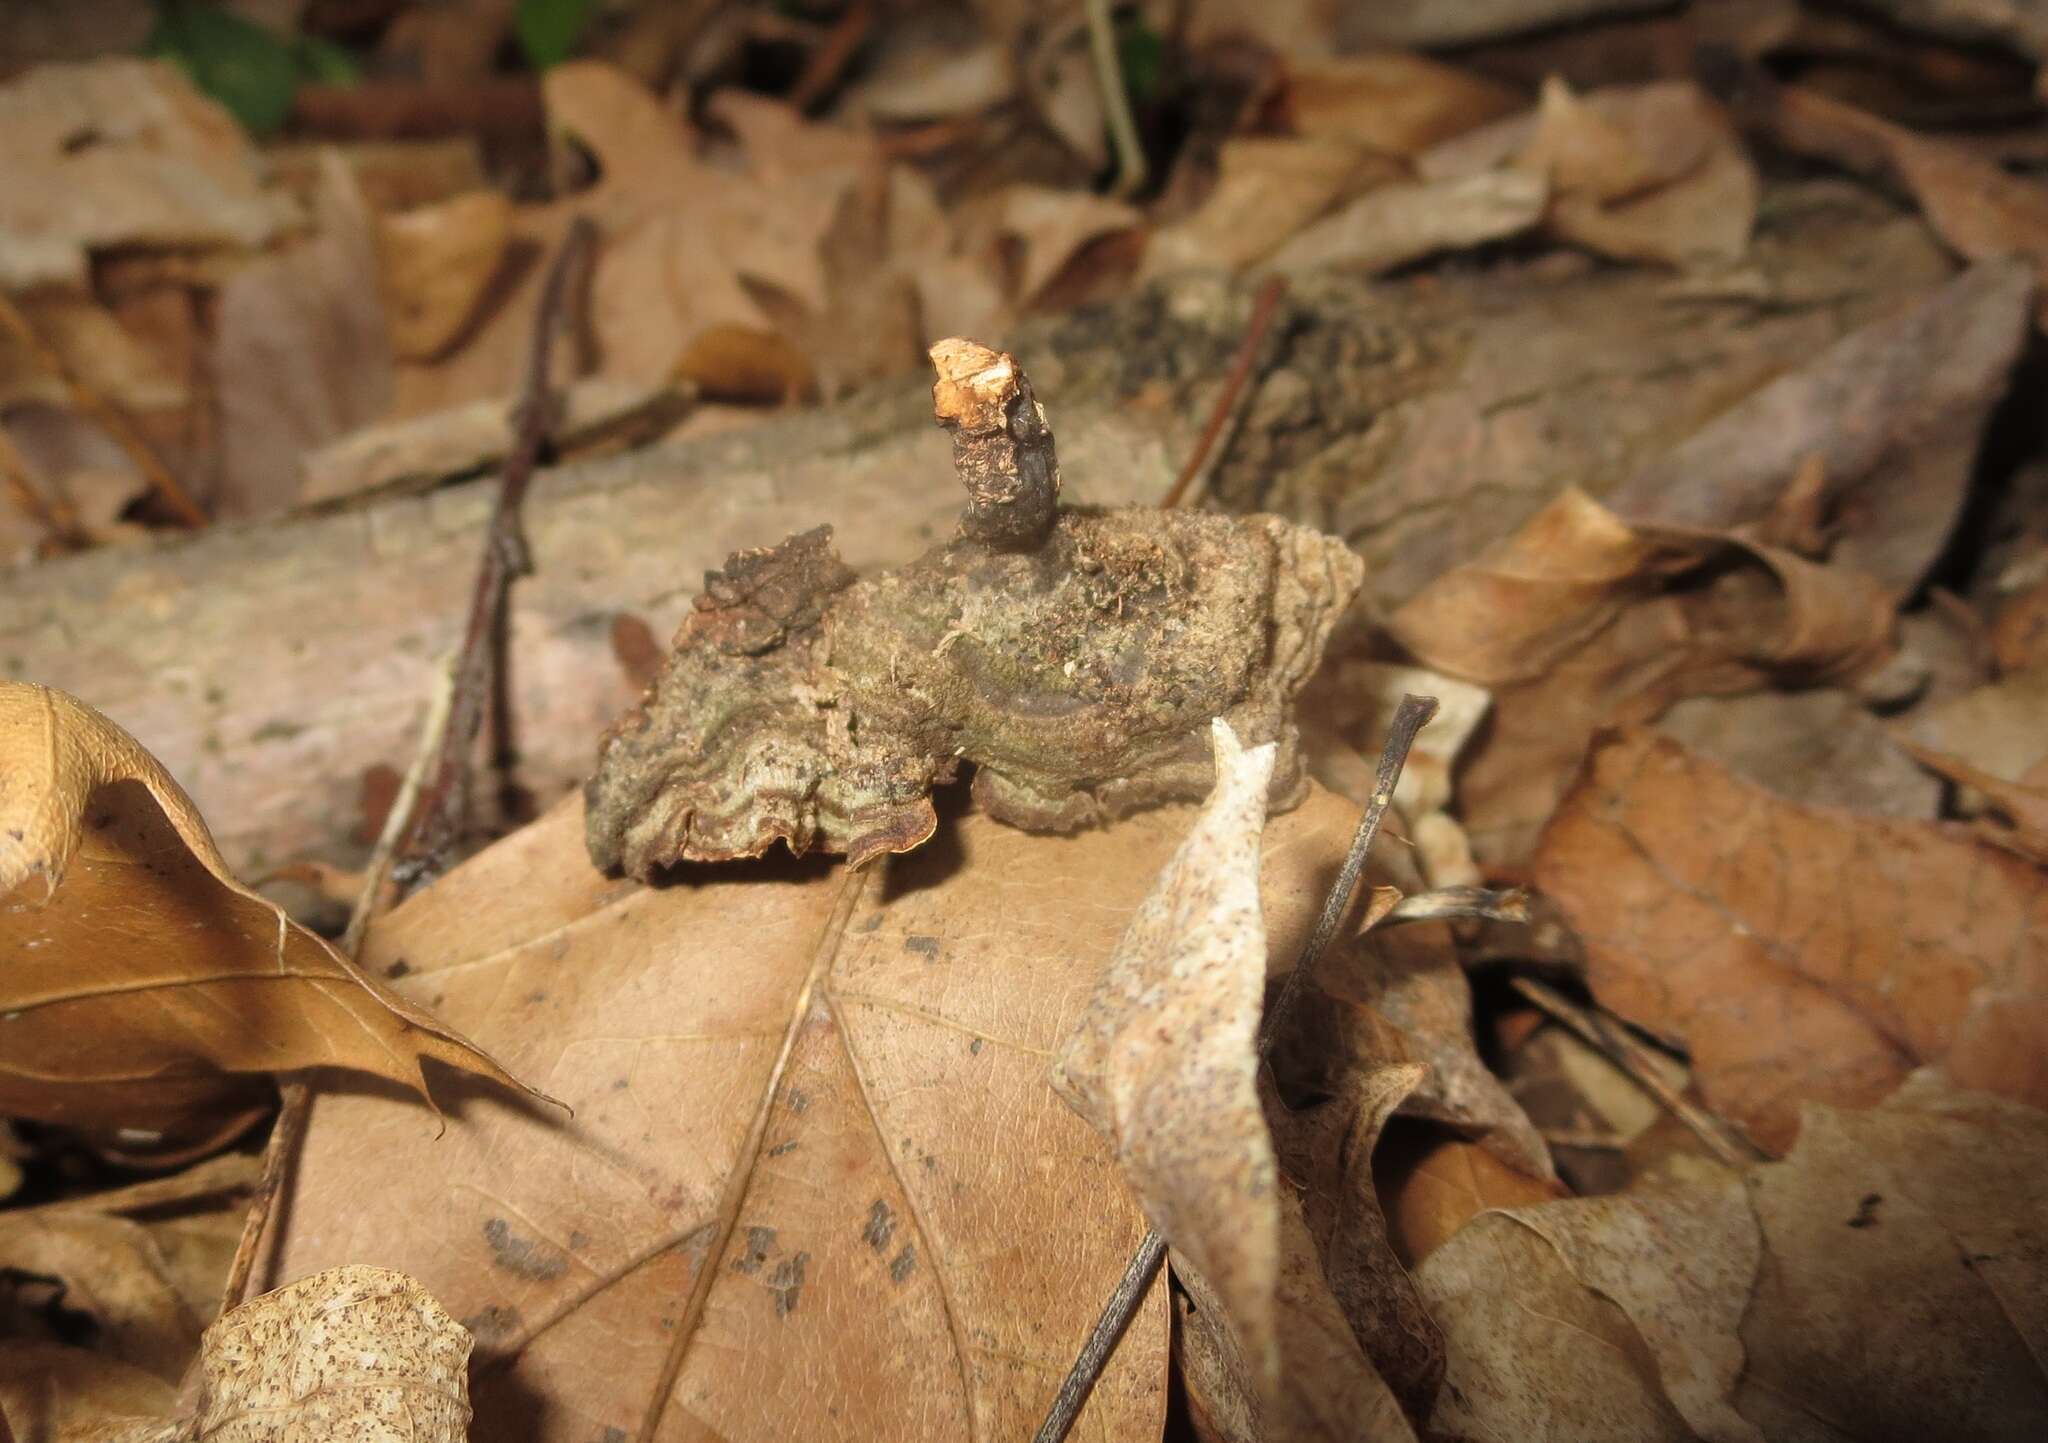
{"left": 786, "top": 0, "right": 873, "bottom": 112}
{"left": 395, "top": 215, "right": 597, "bottom": 890}
{"left": 216, "top": 222, "right": 596, "bottom": 1313}
{"left": 1033, "top": 694, "right": 1439, "bottom": 1443}
{"left": 1160, "top": 276, "right": 1286, "bottom": 509}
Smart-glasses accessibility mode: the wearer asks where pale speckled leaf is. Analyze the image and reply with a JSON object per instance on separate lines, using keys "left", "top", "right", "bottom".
{"left": 1053, "top": 719, "right": 1283, "bottom": 1387}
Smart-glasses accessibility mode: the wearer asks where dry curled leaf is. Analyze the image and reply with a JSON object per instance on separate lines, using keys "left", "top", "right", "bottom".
{"left": 376, "top": 189, "right": 514, "bottom": 361}
{"left": 0, "top": 1153, "right": 255, "bottom": 1382}
{"left": 0, "top": 58, "right": 293, "bottom": 290}
{"left": 585, "top": 340, "right": 1362, "bottom": 876}
{"left": 1051, "top": 724, "right": 1435, "bottom": 1441}
{"left": 1393, "top": 487, "right": 1896, "bottom": 863}
{"left": 276, "top": 776, "right": 1373, "bottom": 1439}
{"left": 1416, "top": 1072, "right": 2048, "bottom": 1442}
{"left": 1053, "top": 721, "right": 1285, "bottom": 1390}
{"left": 0, "top": 681, "right": 528, "bottom": 1139}
{"left": 1535, "top": 728, "right": 2048, "bottom": 1154}
{"left": 1281, "top": 52, "right": 1526, "bottom": 158}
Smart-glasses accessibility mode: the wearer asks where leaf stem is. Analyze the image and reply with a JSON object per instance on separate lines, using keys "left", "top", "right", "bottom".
{"left": 1033, "top": 694, "right": 1439, "bottom": 1443}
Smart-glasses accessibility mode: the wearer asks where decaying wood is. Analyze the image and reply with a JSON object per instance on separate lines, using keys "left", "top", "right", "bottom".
{"left": 0, "top": 182, "right": 1960, "bottom": 873}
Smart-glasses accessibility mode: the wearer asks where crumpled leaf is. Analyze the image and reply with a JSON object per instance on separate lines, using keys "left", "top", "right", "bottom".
{"left": 1750, "top": 80, "right": 2048, "bottom": 328}
{"left": 1535, "top": 727, "right": 2048, "bottom": 1153}
{"left": 1895, "top": 663, "right": 2048, "bottom": 789}
{"left": 1392, "top": 486, "right": 1896, "bottom": 862}
{"left": 1607, "top": 260, "right": 2034, "bottom": 593}
{"left": 376, "top": 189, "right": 514, "bottom": 362}
{"left": 0, "top": 681, "right": 528, "bottom": 1138}
{"left": 1374, "top": 1130, "right": 1565, "bottom": 1268}
{"left": 0, "top": 58, "right": 293, "bottom": 290}
{"left": 1053, "top": 720, "right": 1285, "bottom": 1387}
{"left": 0, "top": 1342, "right": 177, "bottom": 1443}
{"left": 1264, "top": 170, "right": 1547, "bottom": 276}
{"left": 1052, "top": 723, "right": 1449, "bottom": 1441}
{"left": 0, "top": 1152, "right": 256, "bottom": 1381}
{"left": 270, "top": 777, "right": 1372, "bottom": 1439}
{"left": 1416, "top": 1072, "right": 2048, "bottom": 1442}
{"left": 1519, "top": 78, "right": 1759, "bottom": 270}
{"left": 1281, "top": 51, "right": 1526, "bottom": 157}
{"left": 214, "top": 150, "right": 395, "bottom": 521}
{"left": 1417, "top": 1174, "right": 1759, "bottom": 1443}
{"left": 1142, "top": 138, "right": 1394, "bottom": 279}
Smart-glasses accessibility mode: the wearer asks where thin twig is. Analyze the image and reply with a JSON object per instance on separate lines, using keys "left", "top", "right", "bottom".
{"left": 786, "top": 0, "right": 873, "bottom": 112}
{"left": 1084, "top": 0, "right": 1148, "bottom": 198}
{"left": 218, "top": 663, "right": 460, "bottom": 1314}
{"left": 0, "top": 424, "right": 85, "bottom": 552}
{"left": 396, "top": 214, "right": 598, "bottom": 890}
{"left": 1160, "top": 276, "right": 1286, "bottom": 509}
{"left": 216, "top": 221, "right": 595, "bottom": 1314}
{"left": 1033, "top": 694, "right": 1440, "bottom": 1443}
{"left": 0, "top": 289, "right": 208, "bottom": 529}
{"left": 1512, "top": 978, "right": 1765, "bottom": 1169}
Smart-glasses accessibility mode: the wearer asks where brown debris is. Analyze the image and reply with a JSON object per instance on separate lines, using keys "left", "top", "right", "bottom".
{"left": 929, "top": 338, "right": 1061, "bottom": 551}
{"left": 586, "top": 340, "right": 1362, "bottom": 877}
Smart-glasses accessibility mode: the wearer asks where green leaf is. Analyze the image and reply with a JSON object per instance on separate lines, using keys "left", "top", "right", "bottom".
{"left": 516, "top": 0, "right": 593, "bottom": 70}
{"left": 145, "top": 2, "right": 299, "bottom": 137}
{"left": 1115, "top": 8, "right": 1164, "bottom": 110}
{"left": 293, "top": 34, "right": 360, "bottom": 87}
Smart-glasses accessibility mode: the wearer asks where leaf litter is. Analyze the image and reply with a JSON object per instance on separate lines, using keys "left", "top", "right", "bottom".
{"left": 7, "top": 2, "right": 2048, "bottom": 1439}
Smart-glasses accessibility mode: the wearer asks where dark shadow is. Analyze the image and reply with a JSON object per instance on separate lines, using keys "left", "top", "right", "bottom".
{"left": 471, "top": 1362, "right": 561, "bottom": 1443}
{"left": 877, "top": 772, "right": 975, "bottom": 904}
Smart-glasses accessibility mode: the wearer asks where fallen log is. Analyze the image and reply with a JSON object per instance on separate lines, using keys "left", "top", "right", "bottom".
{"left": 1, "top": 182, "right": 1968, "bottom": 873}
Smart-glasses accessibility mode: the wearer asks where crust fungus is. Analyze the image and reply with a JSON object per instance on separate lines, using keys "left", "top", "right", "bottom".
{"left": 585, "top": 339, "right": 1364, "bottom": 878}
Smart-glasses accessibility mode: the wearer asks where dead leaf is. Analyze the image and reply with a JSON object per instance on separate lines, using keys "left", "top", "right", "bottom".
{"left": 1894, "top": 740, "right": 2048, "bottom": 865}
{"left": 0, "top": 58, "right": 293, "bottom": 290}
{"left": 1895, "top": 663, "right": 2048, "bottom": 787}
{"left": 1757, "top": 82, "right": 2048, "bottom": 326}
{"left": 0, "top": 293, "right": 188, "bottom": 415}
{"left": 971, "top": 183, "right": 1144, "bottom": 311}
{"left": 1263, "top": 170, "right": 1547, "bottom": 275}
{"left": 1142, "top": 138, "right": 1393, "bottom": 279}
{"left": 1608, "top": 260, "right": 2033, "bottom": 593}
{"left": 1535, "top": 727, "right": 2048, "bottom": 1153}
{"left": 30, "top": 1265, "right": 473, "bottom": 1442}
{"left": 298, "top": 377, "right": 688, "bottom": 507}
{"left": 1045, "top": 722, "right": 1423, "bottom": 1439}
{"left": 1269, "top": 1062, "right": 1445, "bottom": 1427}
{"left": 1416, "top": 1175, "right": 1759, "bottom": 1443}
{"left": 1657, "top": 688, "right": 1942, "bottom": 820}
{"left": 214, "top": 152, "right": 395, "bottom": 521}
{"left": 1053, "top": 721, "right": 1285, "bottom": 1389}
{"left": 1282, "top": 52, "right": 1526, "bottom": 157}
{"left": 1392, "top": 487, "right": 1897, "bottom": 862}
{"left": 376, "top": 189, "right": 515, "bottom": 361}
{"left": 1314, "top": 922, "right": 1559, "bottom": 1182}
{"left": 1415, "top": 1072, "right": 2048, "bottom": 1441}
{"left": 0, "top": 681, "right": 527, "bottom": 1138}
{"left": 0, "top": 1152, "right": 254, "bottom": 1381}
{"left": 0, "top": 1342, "right": 176, "bottom": 1443}
{"left": 1375, "top": 1129, "right": 1569, "bottom": 1268}
{"left": 1522, "top": 79, "right": 1758, "bottom": 269}
{"left": 271, "top": 776, "right": 1371, "bottom": 1436}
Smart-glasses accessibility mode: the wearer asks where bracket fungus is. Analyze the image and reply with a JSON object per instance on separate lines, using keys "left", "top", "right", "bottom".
{"left": 585, "top": 339, "right": 1364, "bottom": 878}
